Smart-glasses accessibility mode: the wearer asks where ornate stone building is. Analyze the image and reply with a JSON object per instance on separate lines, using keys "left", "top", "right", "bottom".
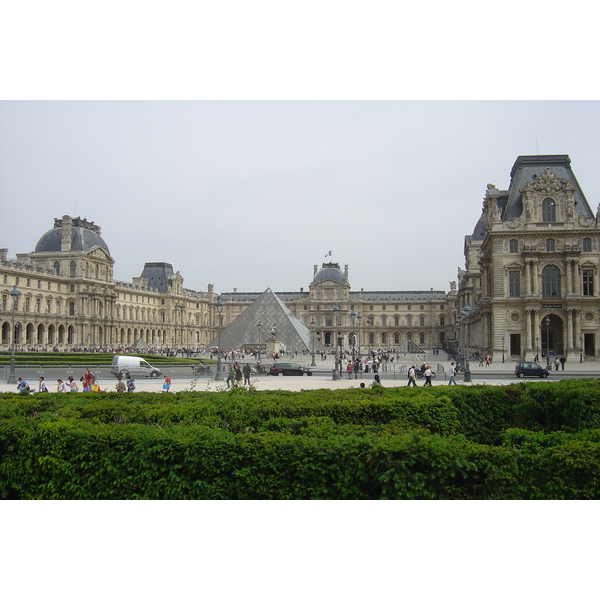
{"left": 458, "top": 155, "right": 600, "bottom": 362}
{"left": 7, "top": 154, "right": 595, "bottom": 361}
{"left": 1, "top": 217, "right": 458, "bottom": 353}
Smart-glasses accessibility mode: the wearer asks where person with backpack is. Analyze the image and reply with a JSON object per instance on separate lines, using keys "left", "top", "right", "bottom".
{"left": 126, "top": 376, "right": 136, "bottom": 392}
{"left": 68, "top": 376, "right": 79, "bottom": 392}
{"left": 38, "top": 377, "right": 48, "bottom": 393}
{"left": 448, "top": 362, "right": 458, "bottom": 385}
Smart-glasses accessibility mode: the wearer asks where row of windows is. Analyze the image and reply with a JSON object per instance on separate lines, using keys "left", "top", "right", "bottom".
{"left": 509, "top": 237, "right": 593, "bottom": 253}
{"left": 304, "top": 315, "right": 447, "bottom": 327}
{"left": 303, "top": 304, "right": 444, "bottom": 312}
{"left": 508, "top": 266, "right": 595, "bottom": 298}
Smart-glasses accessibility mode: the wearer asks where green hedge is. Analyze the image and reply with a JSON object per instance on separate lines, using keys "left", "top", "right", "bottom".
{"left": 1, "top": 381, "right": 600, "bottom": 499}
{"left": 0, "top": 352, "right": 212, "bottom": 366}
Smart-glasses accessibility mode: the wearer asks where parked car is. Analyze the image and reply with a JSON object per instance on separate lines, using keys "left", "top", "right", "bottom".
{"left": 268, "top": 362, "right": 313, "bottom": 376}
{"left": 111, "top": 355, "right": 162, "bottom": 378}
{"left": 515, "top": 362, "right": 549, "bottom": 378}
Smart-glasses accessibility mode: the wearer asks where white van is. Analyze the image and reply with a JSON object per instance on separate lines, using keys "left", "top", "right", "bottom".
{"left": 111, "top": 355, "right": 162, "bottom": 379}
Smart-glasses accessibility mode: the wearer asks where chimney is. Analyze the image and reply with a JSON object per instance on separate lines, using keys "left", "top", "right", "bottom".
{"left": 61, "top": 215, "right": 73, "bottom": 252}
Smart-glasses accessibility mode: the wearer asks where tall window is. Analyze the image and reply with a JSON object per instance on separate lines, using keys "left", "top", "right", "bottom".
{"left": 542, "top": 198, "right": 556, "bottom": 222}
{"left": 440, "top": 316, "right": 445, "bottom": 326}
{"left": 381, "top": 315, "right": 387, "bottom": 326}
{"left": 542, "top": 265, "right": 561, "bottom": 298}
{"left": 419, "top": 333, "right": 425, "bottom": 344}
{"left": 509, "top": 239, "right": 519, "bottom": 253}
{"left": 69, "top": 261, "right": 76, "bottom": 277}
{"left": 53, "top": 261, "right": 60, "bottom": 274}
{"left": 419, "top": 316, "right": 425, "bottom": 326}
{"left": 509, "top": 271, "right": 521, "bottom": 297}
{"left": 394, "top": 316, "right": 399, "bottom": 326}
{"left": 394, "top": 333, "right": 400, "bottom": 344}
{"left": 583, "top": 270, "right": 594, "bottom": 296}
{"left": 583, "top": 238, "right": 592, "bottom": 252}
{"left": 406, "top": 315, "right": 412, "bottom": 326}
{"left": 381, "top": 333, "right": 387, "bottom": 345}
{"left": 546, "top": 238, "right": 555, "bottom": 252}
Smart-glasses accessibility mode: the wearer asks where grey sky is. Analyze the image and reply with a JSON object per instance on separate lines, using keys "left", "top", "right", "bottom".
{"left": 2, "top": 101, "right": 600, "bottom": 296}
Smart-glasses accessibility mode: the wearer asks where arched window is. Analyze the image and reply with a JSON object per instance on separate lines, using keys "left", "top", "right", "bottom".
{"left": 53, "top": 262, "right": 60, "bottom": 275}
{"left": 542, "top": 198, "right": 556, "bottom": 223}
{"left": 583, "top": 237, "right": 592, "bottom": 252}
{"left": 542, "top": 265, "right": 561, "bottom": 298}
{"left": 546, "top": 238, "right": 555, "bottom": 252}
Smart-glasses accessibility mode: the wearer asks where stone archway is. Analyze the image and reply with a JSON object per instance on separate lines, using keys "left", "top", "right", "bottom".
{"left": 540, "top": 313, "right": 564, "bottom": 361}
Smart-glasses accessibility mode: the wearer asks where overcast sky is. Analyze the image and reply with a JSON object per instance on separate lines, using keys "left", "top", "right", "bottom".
{"left": 2, "top": 100, "right": 600, "bottom": 296}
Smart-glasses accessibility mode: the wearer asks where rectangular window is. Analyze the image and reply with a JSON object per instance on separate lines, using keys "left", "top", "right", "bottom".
{"left": 546, "top": 238, "right": 555, "bottom": 252}
{"left": 583, "top": 238, "right": 592, "bottom": 252}
{"left": 583, "top": 270, "right": 594, "bottom": 296}
{"left": 394, "top": 316, "right": 399, "bottom": 326}
{"left": 69, "top": 301, "right": 76, "bottom": 316}
{"left": 509, "top": 239, "right": 519, "bottom": 253}
{"left": 419, "top": 316, "right": 425, "bottom": 326}
{"left": 509, "top": 271, "right": 521, "bottom": 297}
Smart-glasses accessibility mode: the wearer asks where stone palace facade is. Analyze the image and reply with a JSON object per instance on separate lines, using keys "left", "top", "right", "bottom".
{"left": 2, "top": 154, "right": 599, "bottom": 360}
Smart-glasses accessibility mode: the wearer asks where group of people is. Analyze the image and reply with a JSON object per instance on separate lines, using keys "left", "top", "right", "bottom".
{"left": 225, "top": 363, "right": 253, "bottom": 388}
{"left": 406, "top": 364, "right": 437, "bottom": 387}
{"left": 15, "top": 367, "right": 137, "bottom": 394}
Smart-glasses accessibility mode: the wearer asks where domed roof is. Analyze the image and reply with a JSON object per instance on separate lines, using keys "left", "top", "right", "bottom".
{"left": 34, "top": 216, "right": 110, "bottom": 254}
{"left": 313, "top": 262, "right": 345, "bottom": 283}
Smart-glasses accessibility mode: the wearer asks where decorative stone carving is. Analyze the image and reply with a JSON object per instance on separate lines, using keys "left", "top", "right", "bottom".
{"left": 576, "top": 215, "right": 595, "bottom": 228}
{"left": 503, "top": 217, "right": 522, "bottom": 229}
{"left": 521, "top": 168, "right": 576, "bottom": 194}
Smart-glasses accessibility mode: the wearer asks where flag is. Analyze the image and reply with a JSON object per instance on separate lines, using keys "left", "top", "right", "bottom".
{"left": 324, "top": 250, "right": 331, "bottom": 257}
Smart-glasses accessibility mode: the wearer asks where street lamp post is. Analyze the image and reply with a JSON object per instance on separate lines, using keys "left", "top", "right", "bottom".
{"left": 7, "top": 285, "right": 20, "bottom": 384}
{"left": 215, "top": 297, "right": 224, "bottom": 380}
{"left": 463, "top": 304, "right": 471, "bottom": 383}
{"left": 502, "top": 335, "right": 505, "bottom": 363}
{"left": 580, "top": 335, "right": 583, "bottom": 363}
{"left": 545, "top": 316, "right": 551, "bottom": 368}
{"left": 350, "top": 309, "right": 356, "bottom": 361}
{"left": 257, "top": 321, "right": 262, "bottom": 362}
{"left": 332, "top": 305, "right": 340, "bottom": 380}
{"left": 536, "top": 336, "right": 539, "bottom": 362}
{"left": 310, "top": 318, "right": 316, "bottom": 367}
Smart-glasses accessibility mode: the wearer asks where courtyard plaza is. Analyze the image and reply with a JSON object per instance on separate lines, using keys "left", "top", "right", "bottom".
{"left": 1, "top": 350, "right": 597, "bottom": 394}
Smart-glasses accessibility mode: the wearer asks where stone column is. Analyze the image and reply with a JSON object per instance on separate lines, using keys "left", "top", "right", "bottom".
{"left": 526, "top": 309, "right": 533, "bottom": 351}
{"left": 566, "top": 309, "right": 574, "bottom": 352}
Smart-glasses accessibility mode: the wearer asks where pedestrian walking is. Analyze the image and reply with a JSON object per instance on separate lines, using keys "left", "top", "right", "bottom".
{"left": 234, "top": 364, "right": 243, "bottom": 387}
{"left": 68, "top": 376, "right": 78, "bottom": 392}
{"left": 559, "top": 356, "right": 566, "bottom": 370}
{"left": 126, "top": 376, "right": 136, "bottom": 392}
{"left": 82, "top": 368, "right": 94, "bottom": 392}
{"left": 407, "top": 365, "right": 418, "bottom": 387}
{"left": 226, "top": 364, "right": 235, "bottom": 388}
{"left": 371, "top": 374, "right": 383, "bottom": 388}
{"left": 38, "top": 377, "right": 48, "bottom": 393}
{"left": 424, "top": 365, "right": 434, "bottom": 386}
{"left": 162, "top": 375, "right": 172, "bottom": 392}
{"left": 242, "top": 363, "right": 251, "bottom": 385}
{"left": 56, "top": 379, "right": 67, "bottom": 393}
{"left": 448, "top": 362, "right": 457, "bottom": 385}
{"left": 116, "top": 378, "right": 126, "bottom": 392}
{"left": 346, "top": 362, "right": 353, "bottom": 380}
{"left": 16, "top": 378, "right": 30, "bottom": 395}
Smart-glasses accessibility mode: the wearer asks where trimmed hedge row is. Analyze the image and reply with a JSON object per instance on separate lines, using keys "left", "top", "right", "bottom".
{"left": 0, "top": 381, "right": 599, "bottom": 499}
{"left": 0, "top": 352, "right": 211, "bottom": 366}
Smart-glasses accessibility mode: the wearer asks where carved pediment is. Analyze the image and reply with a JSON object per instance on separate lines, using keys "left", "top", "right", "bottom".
{"left": 503, "top": 217, "right": 523, "bottom": 229}
{"left": 521, "top": 168, "right": 576, "bottom": 195}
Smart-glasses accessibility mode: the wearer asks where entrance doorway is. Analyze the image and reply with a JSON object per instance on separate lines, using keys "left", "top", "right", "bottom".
{"left": 584, "top": 333, "right": 595, "bottom": 357}
{"left": 510, "top": 334, "right": 521, "bottom": 356}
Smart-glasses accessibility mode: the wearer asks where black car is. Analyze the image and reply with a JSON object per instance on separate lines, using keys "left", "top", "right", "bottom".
{"left": 268, "top": 362, "right": 312, "bottom": 376}
{"left": 515, "top": 362, "right": 549, "bottom": 378}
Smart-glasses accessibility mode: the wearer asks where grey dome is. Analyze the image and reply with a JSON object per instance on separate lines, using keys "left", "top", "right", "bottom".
{"left": 314, "top": 265, "right": 345, "bottom": 283}
{"left": 35, "top": 217, "right": 110, "bottom": 254}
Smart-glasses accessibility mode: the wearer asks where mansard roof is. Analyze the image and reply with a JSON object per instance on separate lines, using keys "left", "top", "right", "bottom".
{"left": 504, "top": 154, "right": 593, "bottom": 221}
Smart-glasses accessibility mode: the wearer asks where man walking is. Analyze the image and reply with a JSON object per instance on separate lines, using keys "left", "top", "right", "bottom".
{"left": 407, "top": 365, "right": 417, "bottom": 387}
{"left": 448, "top": 362, "right": 458, "bottom": 385}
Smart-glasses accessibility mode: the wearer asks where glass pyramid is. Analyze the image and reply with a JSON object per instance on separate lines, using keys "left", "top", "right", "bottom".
{"left": 395, "top": 339, "right": 426, "bottom": 354}
{"left": 207, "top": 288, "right": 324, "bottom": 353}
